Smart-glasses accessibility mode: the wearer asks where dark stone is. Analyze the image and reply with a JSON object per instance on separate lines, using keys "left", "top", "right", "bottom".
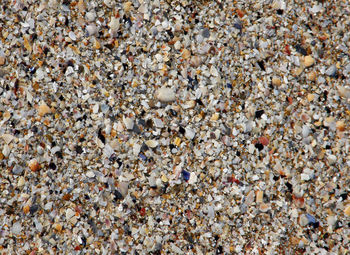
{"left": 30, "top": 204, "right": 39, "bottom": 214}
{"left": 75, "top": 145, "right": 83, "bottom": 154}
{"left": 255, "top": 109, "right": 264, "bottom": 119}
{"left": 295, "top": 44, "right": 307, "bottom": 56}
{"left": 255, "top": 143, "right": 264, "bottom": 151}
{"left": 97, "top": 128, "right": 105, "bottom": 144}
{"left": 257, "top": 60, "right": 265, "bottom": 71}
{"left": 49, "top": 162, "right": 57, "bottom": 170}
{"left": 114, "top": 190, "right": 123, "bottom": 200}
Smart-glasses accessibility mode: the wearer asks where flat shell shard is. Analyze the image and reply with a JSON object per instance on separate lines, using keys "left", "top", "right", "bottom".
{"left": 156, "top": 87, "right": 176, "bottom": 103}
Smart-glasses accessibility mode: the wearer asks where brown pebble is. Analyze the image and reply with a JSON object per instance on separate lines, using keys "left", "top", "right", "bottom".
{"left": 38, "top": 102, "right": 52, "bottom": 116}
{"left": 23, "top": 205, "right": 30, "bottom": 214}
{"left": 182, "top": 49, "right": 191, "bottom": 60}
{"left": 0, "top": 56, "right": 5, "bottom": 66}
{"left": 271, "top": 77, "right": 281, "bottom": 86}
{"left": 29, "top": 159, "right": 41, "bottom": 172}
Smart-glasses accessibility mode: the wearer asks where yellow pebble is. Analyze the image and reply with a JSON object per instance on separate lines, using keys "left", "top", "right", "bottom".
{"left": 174, "top": 137, "right": 181, "bottom": 147}
{"left": 307, "top": 94, "right": 315, "bottom": 102}
{"left": 304, "top": 55, "right": 315, "bottom": 67}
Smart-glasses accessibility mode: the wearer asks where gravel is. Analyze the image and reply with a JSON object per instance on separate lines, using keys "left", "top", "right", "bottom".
{"left": 0, "top": 0, "right": 349, "bottom": 254}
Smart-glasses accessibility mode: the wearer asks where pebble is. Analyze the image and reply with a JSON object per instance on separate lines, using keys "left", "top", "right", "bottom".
{"left": 155, "top": 87, "right": 176, "bottom": 103}
{"left": 0, "top": 56, "right": 5, "bottom": 65}
{"left": 345, "top": 205, "right": 350, "bottom": 217}
{"left": 28, "top": 159, "right": 40, "bottom": 172}
{"left": 38, "top": 102, "right": 52, "bottom": 116}
{"left": 11, "top": 222, "right": 22, "bottom": 235}
{"left": 12, "top": 165, "right": 23, "bottom": 175}
{"left": 86, "top": 24, "right": 98, "bottom": 36}
{"left": 271, "top": 77, "right": 281, "bottom": 86}
{"left": 325, "top": 65, "right": 337, "bottom": 77}
{"left": 308, "top": 71, "right": 317, "bottom": 81}
{"left": 145, "top": 140, "right": 158, "bottom": 148}
{"left": 304, "top": 55, "right": 315, "bottom": 67}
{"left": 123, "top": 116, "right": 134, "bottom": 130}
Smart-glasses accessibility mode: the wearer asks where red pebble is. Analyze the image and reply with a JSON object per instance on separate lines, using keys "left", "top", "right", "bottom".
{"left": 285, "top": 45, "right": 291, "bottom": 55}
{"left": 140, "top": 207, "right": 146, "bottom": 216}
{"left": 258, "top": 136, "right": 269, "bottom": 146}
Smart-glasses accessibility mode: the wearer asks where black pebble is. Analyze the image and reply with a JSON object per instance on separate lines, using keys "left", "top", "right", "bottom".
{"left": 295, "top": 44, "right": 307, "bottom": 56}
{"left": 285, "top": 182, "right": 293, "bottom": 192}
{"left": 30, "top": 204, "right": 39, "bottom": 214}
{"left": 255, "top": 143, "right": 264, "bottom": 151}
{"left": 179, "top": 126, "right": 185, "bottom": 135}
{"left": 97, "top": 128, "right": 105, "bottom": 144}
{"left": 257, "top": 60, "right": 265, "bottom": 71}
{"left": 75, "top": 145, "right": 83, "bottom": 154}
{"left": 276, "top": 9, "right": 284, "bottom": 15}
{"left": 255, "top": 110, "right": 264, "bottom": 119}
{"left": 114, "top": 190, "right": 123, "bottom": 200}
{"left": 49, "top": 162, "right": 57, "bottom": 170}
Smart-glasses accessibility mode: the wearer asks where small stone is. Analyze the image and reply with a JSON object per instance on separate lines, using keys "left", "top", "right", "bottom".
{"left": 308, "top": 71, "right": 317, "bottom": 81}
{"left": 53, "top": 223, "right": 62, "bottom": 232}
{"left": 86, "top": 24, "right": 98, "bottom": 36}
{"left": 17, "top": 176, "right": 25, "bottom": 187}
{"left": 304, "top": 56, "right": 315, "bottom": 67}
{"left": 23, "top": 205, "right": 30, "bottom": 214}
{"left": 174, "top": 40, "right": 182, "bottom": 50}
{"left": 190, "top": 55, "right": 202, "bottom": 67}
{"left": 2, "top": 144, "right": 10, "bottom": 157}
{"left": 123, "top": 116, "right": 134, "bottom": 130}
{"left": 256, "top": 190, "right": 263, "bottom": 203}
{"left": 336, "top": 121, "right": 345, "bottom": 132}
{"left": 118, "top": 182, "right": 129, "bottom": 197}
{"left": 1, "top": 134, "right": 14, "bottom": 144}
{"left": 210, "top": 113, "right": 219, "bottom": 121}
{"left": 327, "top": 154, "right": 337, "bottom": 165}
{"left": 173, "top": 137, "right": 181, "bottom": 147}
{"left": 156, "top": 87, "right": 176, "bottom": 103}
{"left": 11, "top": 222, "right": 22, "bottom": 235}
{"left": 66, "top": 208, "right": 75, "bottom": 220}
{"left": 337, "top": 86, "right": 350, "bottom": 99}
{"left": 12, "top": 165, "right": 23, "bottom": 175}
{"left": 28, "top": 159, "right": 40, "bottom": 172}
{"left": 86, "top": 171, "right": 95, "bottom": 178}
{"left": 145, "top": 139, "right": 158, "bottom": 148}
{"left": 344, "top": 205, "right": 350, "bottom": 216}
{"left": 38, "top": 102, "right": 52, "bottom": 116}
{"left": 258, "top": 136, "right": 269, "bottom": 146}
{"left": 299, "top": 214, "right": 309, "bottom": 226}
{"left": 202, "top": 28, "right": 210, "bottom": 38}
{"left": 271, "top": 77, "right": 281, "bottom": 86}
{"left": 307, "top": 93, "right": 315, "bottom": 102}
{"left": 182, "top": 170, "right": 190, "bottom": 181}
{"left": 68, "top": 31, "right": 77, "bottom": 41}
{"left": 124, "top": 1, "right": 132, "bottom": 12}
{"left": 259, "top": 203, "right": 270, "bottom": 212}
{"left": 0, "top": 56, "right": 5, "bottom": 65}
{"left": 85, "top": 11, "right": 96, "bottom": 22}
{"left": 182, "top": 49, "right": 191, "bottom": 59}
{"left": 188, "top": 172, "right": 197, "bottom": 184}
{"left": 325, "top": 65, "right": 337, "bottom": 77}
{"left": 161, "top": 174, "right": 168, "bottom": 182}
{"left": 185, "top": 127, "right": 195, "bottom": 140}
